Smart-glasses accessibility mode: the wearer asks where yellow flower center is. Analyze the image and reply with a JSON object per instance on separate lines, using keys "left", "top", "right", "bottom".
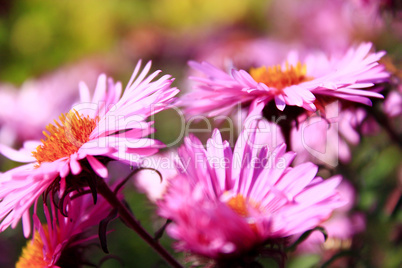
{"left": 249, "top": 62, "right": 310, "bottom": 91}
{"left": 32, "top": 110, "right": 98, "bottom": 165}
{"left": 16, "top": 226, "right": 51, "bottom": 268}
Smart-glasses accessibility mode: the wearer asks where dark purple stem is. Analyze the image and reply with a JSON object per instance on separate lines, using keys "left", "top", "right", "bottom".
{"left": 97, "top": 178, "right": 183, "bottom": 268}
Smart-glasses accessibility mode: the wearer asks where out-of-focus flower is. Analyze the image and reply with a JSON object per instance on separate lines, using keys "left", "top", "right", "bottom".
{"left": 134, "top": 151, "right": 178, "bottom": 203}
{"left": 193, "top": 37, "right": 297, "bottom": 72}
{"left": 16, "top": 190, "right": 119, "bottom": 267}
{"left": 0, "top": 61, "right": 179, "bottom": 237}
{"left": 182, "top": 42, "right": 388, "bottom": 118}
{"left": 268, "top": 0, "right": 386, "bottom": 53}
{"left": 295, "top": 180, "right": 365, "bottom": 253}
{"left": 158, "top": 127, "right": 344, "bottom": 260}
{"left": 291, "top": 102, "right": 380, "bottom": 166}
{"left": 246, "top": 102, "right": 379, "bottom": 167}
{"left": 384, "top": 85, "right": 402, "bottom": 118}
{"left": 0, "top": 60, "right": 104, "bottom": 146}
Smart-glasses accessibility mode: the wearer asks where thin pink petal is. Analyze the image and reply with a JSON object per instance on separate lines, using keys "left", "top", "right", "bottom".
{"left": 87, "top": 155, "right": 108, "bottom": 178}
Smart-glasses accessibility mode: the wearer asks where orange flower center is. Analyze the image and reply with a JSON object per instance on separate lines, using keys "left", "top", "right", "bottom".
{"left": 249, "top": 62, "right": 310, "bottom": 91}
{"left": 226, "top": 194, "right": 251, "bottom": 217}
{"left": 226, "top": 194, "right": 260, "bottom": 232}
{"left": 32, "top": 110, "right": 98, "bottom": 165}
{"left": 16, "top": 226, "right": 51, "bottom": 268}
{"left": 226, "top": 194, "right": 261, "bottom": 217}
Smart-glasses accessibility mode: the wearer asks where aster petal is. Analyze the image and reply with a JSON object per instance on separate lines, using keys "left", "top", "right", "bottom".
{"left": 78, "top": 145, "right": 113, "bottom": 156}
{"left": 275, "top": 95, "right": 286, "bottom": 111}
{"left": 125, "top": 59, "right": 143, "bottom": 90}
{"left": 231, "top": 69, "right": 259, "bottom": 88}
{"left": 22, "top": 210, "right": 31, "bottom": 238}
{"left": 331, "top": 88, "right": 384, "bottom": 98}
{"left": 70, "top": 154, "right": 82, "bottom": 175}
{"left": 232, "top": 127, "right": 257, "bottom": 194}
{"left": 59, "top": 161, "right": 70, "bottom": 178}
{"left": 79, "top": 81, "right": 91, "bottom": 103}
{"left": 206, "top": 129, "right": 227, "bottom": 193}
{"left": 104, "top": 79, "right": 122, "bottom": 109}
{"left": 295, "top": 175, "right": 343, "bottom": 205}
{"left": 125, "top": 60, "right": 152, "bottom": 92}
{"left": 92, "top": 74, "right": 107, "bottom": 103}
{"left": 276, "top": 162, "right": 318, "bottom": 200}
{"left": 251, "top": 150, "right": 296, "bottom": 201}
{"left": 189, "top": 60, "right": 233, "bottom": 80}
{"left": 248, "top": 98, "right": 267, "bottom": 117}
{"left": 0, "top": 143, "right": 36, "bottom": 163}
{"left": 86, "top": 155, "right": 108, "bottom": 178}
{"left": 0, "top": 163, "right": 59, "bottom": 236}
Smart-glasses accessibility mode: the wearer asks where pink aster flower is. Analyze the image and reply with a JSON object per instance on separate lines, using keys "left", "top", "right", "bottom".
{"left": 0, "top": 60, "right": 179, "bottom": 237}
{"left": 157, "top": 127, "right": 345, "bottom": 260}
{"left": 181, "top": 42, "right": 388, "bottom": 117}
{"left": 16, "top": 190, "right": 120, "bottom": 267}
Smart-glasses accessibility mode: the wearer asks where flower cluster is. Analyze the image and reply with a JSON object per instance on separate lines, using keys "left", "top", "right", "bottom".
{"left": 0, "top": 3, "right": 399, "bottom": 266}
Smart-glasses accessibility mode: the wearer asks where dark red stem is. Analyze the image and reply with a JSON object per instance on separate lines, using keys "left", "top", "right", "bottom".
{"left": 97, "top": 178, "right": 183, "bottom": 268}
